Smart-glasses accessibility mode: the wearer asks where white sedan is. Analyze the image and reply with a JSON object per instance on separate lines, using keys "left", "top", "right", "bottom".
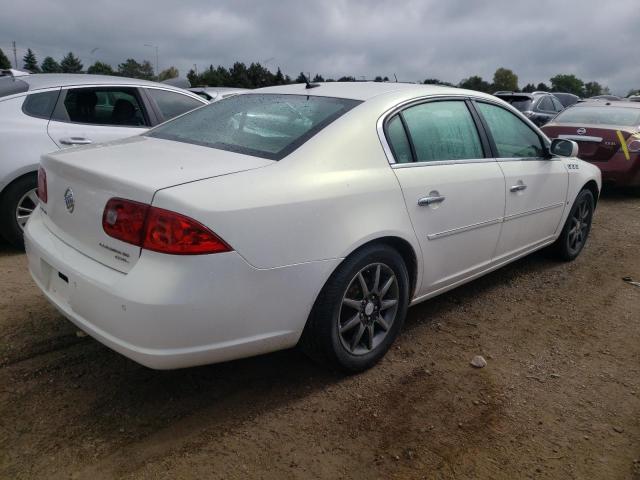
{"left": 24, "top": 82, "right": 601, "bottom": 372}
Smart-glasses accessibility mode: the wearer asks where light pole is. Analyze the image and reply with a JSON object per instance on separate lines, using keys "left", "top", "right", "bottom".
{"left": 144, "top": 44, "right": 159, "bottom": 81}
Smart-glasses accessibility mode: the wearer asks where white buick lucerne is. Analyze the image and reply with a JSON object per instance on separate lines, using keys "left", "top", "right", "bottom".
{"left": 25, "top": 82, "right": 601, "bottom": 372}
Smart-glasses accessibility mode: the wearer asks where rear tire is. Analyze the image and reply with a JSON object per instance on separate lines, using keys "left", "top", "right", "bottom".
{"left": 0, "top": 173, "right": 38, "bottom": 249}
{"left": 551, "top": 189, "right": 594, "bottom": 261}
{"left": 301, "top": 244, "right": 410, "bottom": 373}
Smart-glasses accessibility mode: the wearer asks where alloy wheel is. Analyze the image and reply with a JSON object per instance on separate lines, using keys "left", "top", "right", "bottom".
{"left": 338, "top": 262, "right": 399, "bottom": 356}
{"left": 567, "top": 196, "right": 591, "bottom": 255}
{"left": 15, "top": 188, "right": 39, "bottom": 230}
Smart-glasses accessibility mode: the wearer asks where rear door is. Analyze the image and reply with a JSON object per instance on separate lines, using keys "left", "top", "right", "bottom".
{"left": 386, "top": 98, "right": 506, "bottom": 295}
{"left": 474, "top": 101, "right": 568, "bottom": 260}
{"left": 47, "top": 86, "right": 151, "bottom": 148}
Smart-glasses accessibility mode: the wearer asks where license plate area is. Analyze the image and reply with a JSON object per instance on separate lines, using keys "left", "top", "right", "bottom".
{"left": 41, "top": 259, "right": 71, "bottom": 304}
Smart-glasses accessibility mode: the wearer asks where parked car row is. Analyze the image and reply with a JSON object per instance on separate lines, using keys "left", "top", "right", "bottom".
{"left": 23, "top": 81, "right": 601, "bottom": 371}
{"left": 0, "top": 74, "right": 209, "bottom": 247}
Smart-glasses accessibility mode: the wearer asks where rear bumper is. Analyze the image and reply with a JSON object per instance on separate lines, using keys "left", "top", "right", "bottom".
{"left": 24, "top": 208, "right": 338, "bottom": 369}
{"left": 590, "top": 152, "right": 640, "bottom": 187}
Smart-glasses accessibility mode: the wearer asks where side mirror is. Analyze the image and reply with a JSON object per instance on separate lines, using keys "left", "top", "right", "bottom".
{"left": 550, "top": 138, "right": 578, "bottom": 158}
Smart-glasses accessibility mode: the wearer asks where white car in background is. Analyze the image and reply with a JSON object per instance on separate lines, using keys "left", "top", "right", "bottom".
{"left": 25, "top": 82, "right": 600, "bottom": 372}
{"left": 0, "top": 74, "right": 208, "bottom": 247}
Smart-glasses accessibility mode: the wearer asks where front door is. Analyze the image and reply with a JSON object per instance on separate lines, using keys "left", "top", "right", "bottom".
{"left": 474, "top": 101, "right": 568, "bottom": 261}
{"left": 385, "top": 99, "right": 506, "bottom": 296}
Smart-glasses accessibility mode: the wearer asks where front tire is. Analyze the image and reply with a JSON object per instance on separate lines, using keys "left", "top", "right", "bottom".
{"left": 0, "top": 173, "right": 38, "bottom": 249}
{"left": 552, "top": 189, "right": 594, "bottom": 261}
{"left": 301, "top": 244, "right": 410, "bottom": 373}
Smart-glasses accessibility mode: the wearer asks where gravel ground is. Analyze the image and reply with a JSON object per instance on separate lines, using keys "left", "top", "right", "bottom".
{"left": 0, "top": 191, "right": 639, "bottom": 479}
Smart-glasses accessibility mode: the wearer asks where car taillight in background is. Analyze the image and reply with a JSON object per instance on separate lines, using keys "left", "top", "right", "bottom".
{"left": 37, "top": 167, "right": 47, "bottom": 203}
{"left": 102, "top": 198, "right": 232, "bottom": 255}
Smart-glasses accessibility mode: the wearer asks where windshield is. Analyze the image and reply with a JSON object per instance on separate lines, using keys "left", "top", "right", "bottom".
{"left": 148, "top": 93, "right": 361, "bottom": 160}
{"left": 554, "top": 106, "right": 640, "bottom": 127}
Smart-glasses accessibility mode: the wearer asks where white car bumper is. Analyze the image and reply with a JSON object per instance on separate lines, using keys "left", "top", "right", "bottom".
{"left": 24, "top": 208, "right": 339, "bottom": 369}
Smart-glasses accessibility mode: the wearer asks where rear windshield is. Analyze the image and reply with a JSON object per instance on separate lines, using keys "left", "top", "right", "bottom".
{"left": 0, "top": 76, "right": 29, "bottom": 98}
{"left": 554, "top": 106, "right": 640, "bottom": 127}
{"left": 498, "top": 96, "right": 532, "bottom": 112}
{"left": 147, "top": 94, "right": 361, "bottom": 160}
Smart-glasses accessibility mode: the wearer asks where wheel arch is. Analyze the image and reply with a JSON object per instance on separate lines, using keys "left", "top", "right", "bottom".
{"left": 340, "top": 235, "right": 419, "bottom": 300}
{"left": 582, "top": 179, "right": 600, "bottom": 208}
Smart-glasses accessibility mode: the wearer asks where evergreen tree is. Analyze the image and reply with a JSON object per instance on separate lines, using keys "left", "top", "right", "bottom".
{"left": 521, "top": 83, "right": 536, "bottom": 93}
{"left": 22, "top": 48, "right": 40, "bottom": 72}
{"left": 0, "top": 48, "right": 11, "bottom": 69}
{"left": 117, "top": 58, "right": 153, "bottom": 79}
{"left": 87, "top": 61, "right": 114, "bottom": 75}
{"left": 41, "top": 56, "right": 61, "bottom": 73}
{"left": 458, "top": 75, "right": 491, "bottom": 93}
{"left": 274, "top": 67, "right": 286, "bottom": 85}
{"left": 312, "top": 74, "right": 325, "bottom": 82}
{"left": 536, "top": 82, "right": 549, "bottom": 91}
{"left": 60, "top": 52, "right": 83, "bottom": 73}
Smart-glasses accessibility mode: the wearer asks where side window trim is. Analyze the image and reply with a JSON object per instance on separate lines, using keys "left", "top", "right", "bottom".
{"left": 138, "top": 87, "right": 162, "bottom": 126}
{"left": 50, "top": 85, "right": 151, "bottom": 128}
{"left": 382, "top": 96, "right": 492, "bottom": 166}
{"left": 471, "top": 99, "right": 550, "bottom": 160}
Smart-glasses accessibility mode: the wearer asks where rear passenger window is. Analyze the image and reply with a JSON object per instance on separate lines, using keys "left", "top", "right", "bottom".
{"left": 538, "top": 96, "right": 554, "bottom": 112}
{"left": 22, "top": 90, "right": 59, "bottom": 119}
{"left": 55, "top": 87, "right": 148, "bottom": 126}
{"left": 386, "top": 115, "right": 413, "bottom": 163}
{"left": 146, "top": 89, "right": 203, "bottom": 121}
{"left": 401, "top": 101, "right": 483, "bottom": 162}
{"left": 476, "top": 102, "right": 545, "bottom": 158}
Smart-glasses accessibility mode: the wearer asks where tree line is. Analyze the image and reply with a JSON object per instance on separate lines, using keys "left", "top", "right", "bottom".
{"left": 1, "top": 47, "right": 633, "bottom": 97}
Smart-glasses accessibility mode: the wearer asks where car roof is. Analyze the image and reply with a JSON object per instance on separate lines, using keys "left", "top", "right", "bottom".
{"left": 495, "top": 92, "right": 534, "bottom": 99}
{"left": 252, "top": 81, "right": 456, "bottom": 101}
{"left": 191, "top": 87, "right": 250, "bottom": 93}
{"left": 21, "top": 74, "right": 178, "bottom": 91}
{"left": 571, "top": 100, "right": 640, "bottom": 109}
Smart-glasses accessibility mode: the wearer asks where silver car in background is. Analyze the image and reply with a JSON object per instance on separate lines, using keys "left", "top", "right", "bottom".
{"left": 0, "top": 74, "right": 208, "bottom": 247}
{"left": 188, "top": 86, "right": 249, "bottom": 102}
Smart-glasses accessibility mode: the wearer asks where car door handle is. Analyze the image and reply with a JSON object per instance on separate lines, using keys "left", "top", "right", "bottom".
{"left": 510, "top": 184, "right": 527, "bottom": 192}
{"left": 59, "top": 137, "right": 92, "bottom": 145}
{"left": 418, "top": 195, "right": 446, "bottom": 206}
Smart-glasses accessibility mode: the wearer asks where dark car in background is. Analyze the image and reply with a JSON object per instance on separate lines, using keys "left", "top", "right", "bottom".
{"left": 494, "top": 91, "right": 564, "bottom": 126}
{"left": 551, "top": 92, "right": 581, "bottom": 108}
{"left": 542, "top": 101, "right": 640, "bottom": 187}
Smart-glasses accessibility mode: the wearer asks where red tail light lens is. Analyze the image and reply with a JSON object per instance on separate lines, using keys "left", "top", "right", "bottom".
{"left": 102, "top": 198, "right": 232, "bottom": 255}
{"left": 37, "top": 167, "right": 47, "bottom": 203}
{"left": 102, "top": 198, "right": 149, "bottom": 245}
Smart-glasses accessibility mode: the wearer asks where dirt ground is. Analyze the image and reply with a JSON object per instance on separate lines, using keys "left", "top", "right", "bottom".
{"left": 0, "top": 191, "right": 639, "bottom": 480}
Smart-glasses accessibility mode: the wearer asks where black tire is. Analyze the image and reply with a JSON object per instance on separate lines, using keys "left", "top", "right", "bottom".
{"left": 0, "top": 173, "right": 38, "bottom": 249}
{"left": 551, "top": 189, "right": 595, "bottom": 261}
{"left": 300, "top": 243, "right": 410, "bottom": 373}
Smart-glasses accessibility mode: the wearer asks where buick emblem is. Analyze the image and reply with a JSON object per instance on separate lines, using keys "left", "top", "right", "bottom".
{"left": 63, "top": 188, "right": 75, "bottom": 213}
{"left": 577, "top": 127, "right": 586, "bottom": 135}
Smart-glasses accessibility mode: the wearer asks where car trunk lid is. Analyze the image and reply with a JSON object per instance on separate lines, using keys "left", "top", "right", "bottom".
{"left": 39, "top": 136, "right": 273, "bottom": 272}
{"left": 543, "top": 124, "right": 637, "bottom": 162}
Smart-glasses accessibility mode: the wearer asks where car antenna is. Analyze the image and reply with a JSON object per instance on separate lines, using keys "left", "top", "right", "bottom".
{"left": 394, "top": 73, "right": 398, "bottom": 82}
{"left": 303, "top": 73, "right": 320, "bottom": 89}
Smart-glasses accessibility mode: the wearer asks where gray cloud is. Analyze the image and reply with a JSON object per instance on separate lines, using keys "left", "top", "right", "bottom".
{"left": 1, "top": 0, "right": 638, "bottom": 94}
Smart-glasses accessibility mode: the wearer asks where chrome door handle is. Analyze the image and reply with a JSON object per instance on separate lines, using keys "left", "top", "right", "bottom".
{"left": 510, "top": 184, "right": 527, "bottom": 192}
{"left": 59, "top": 137, "right": 93, "bottom": 145}
{"left": 418, "top": 195, "right": 446, "bottom": 206}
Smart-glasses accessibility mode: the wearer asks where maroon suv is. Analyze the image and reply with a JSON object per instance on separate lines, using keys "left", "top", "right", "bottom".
{"left": 542, "top": 101, "right": 640, "bottom": 187}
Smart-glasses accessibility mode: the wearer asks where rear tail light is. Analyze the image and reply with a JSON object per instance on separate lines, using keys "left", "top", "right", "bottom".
{"left": 37, "top": 167, "right": 47, "bottom": 203}
{"left": 627, "top": 136, "right": 640, "bottom": 153}
{"left": 102, "top": 198, "right": 232, "bottom": 255}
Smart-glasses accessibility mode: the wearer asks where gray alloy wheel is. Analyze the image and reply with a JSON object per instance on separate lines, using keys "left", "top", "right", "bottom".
{"left": 566, "top": 194, "right": 592, "bottom": 256}
{"left": 337, "top": 262, "right": 399, "bottom": 356}
{"left": 15, "top": 187, "right": 39, "bottom": 230}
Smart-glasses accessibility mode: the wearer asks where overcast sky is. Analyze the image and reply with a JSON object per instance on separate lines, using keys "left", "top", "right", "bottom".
{"left": 2, "top": 0, "right": 638, "bottom": 94}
